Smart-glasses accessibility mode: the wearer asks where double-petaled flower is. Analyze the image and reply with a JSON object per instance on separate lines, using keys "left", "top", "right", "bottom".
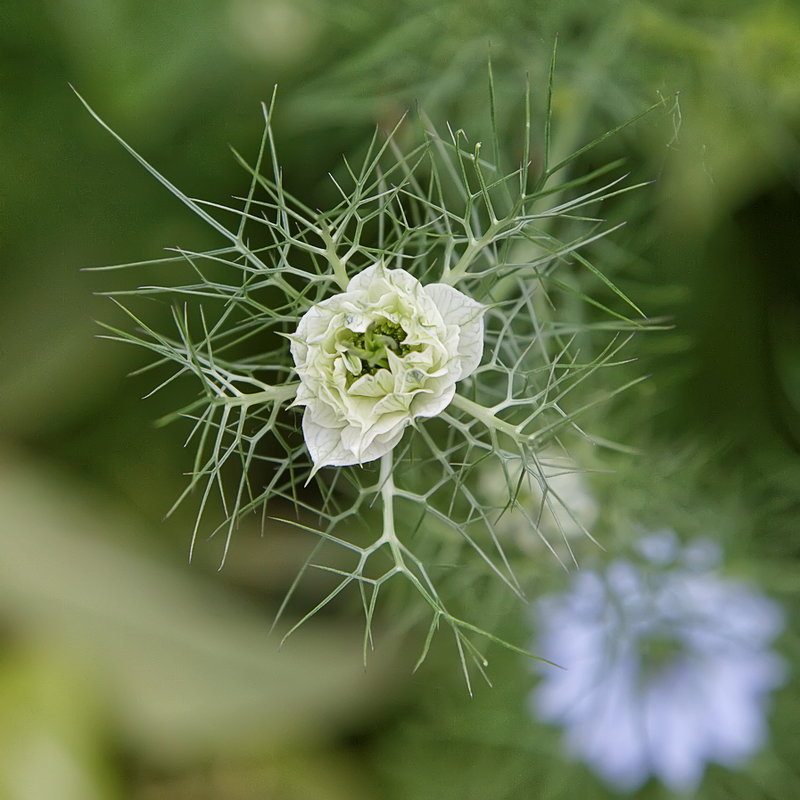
{"left": 290, "top": 263, "right": 485, "bottom": 468}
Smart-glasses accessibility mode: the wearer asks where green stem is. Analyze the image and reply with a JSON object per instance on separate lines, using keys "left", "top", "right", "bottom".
{"left": 215, "top": 382, "right": 298, "bottom": 407}
{"left": 450, "top": 393, "right": 522, "bottom": 441}
{"left": 378, "top": 452, "right": 405, "bottom": 567}
{"left": 442, "top": 221, "right": 503, "bottom": 285}
{"left": 319, "top": 225, "right": 350, "bottom": 291}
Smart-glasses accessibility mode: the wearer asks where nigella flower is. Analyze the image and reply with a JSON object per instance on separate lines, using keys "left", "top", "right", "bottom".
{"left": 530, "top": 530, "right": 786, "bottom": 793}
{"left": 80, "top": 78, "right": 656, "bottom": 683}
{"left": 290, "top": 262, "right": 484, "bottom": 468}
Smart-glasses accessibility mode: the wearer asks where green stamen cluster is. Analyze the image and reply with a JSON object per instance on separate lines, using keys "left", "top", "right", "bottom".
{"left": 345, "top": 319, "right": 415, "bottom": 377}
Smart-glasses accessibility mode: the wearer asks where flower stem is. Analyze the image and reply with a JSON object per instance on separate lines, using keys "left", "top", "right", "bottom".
{"left": 450, "top": 392, "right": 522, "bottom": 440}
{"left": 319, "top": 224, "right": 350, "bottom": 291}
{"left": 215, "top": 382, "right": 298, "bottom": 407}
{"left": 442, "top": 221, "right": 503, "bottom": 285}
{"left": 378, "top": 452, "right": 405, "bottom": 567}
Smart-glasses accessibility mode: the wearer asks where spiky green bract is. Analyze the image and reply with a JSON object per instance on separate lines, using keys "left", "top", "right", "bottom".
{"left": 80, "top": 79, "right": 655, "bottom": 690}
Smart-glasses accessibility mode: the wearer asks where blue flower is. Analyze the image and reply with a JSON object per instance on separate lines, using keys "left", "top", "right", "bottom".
{"left": 530, "top": 531, "right": 786, "bottom": 793}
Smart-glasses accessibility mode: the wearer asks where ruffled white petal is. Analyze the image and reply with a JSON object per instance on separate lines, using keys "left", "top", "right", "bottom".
{"left": 291, "top": 263, "right": 485, "bottom": 468}
{"left": 301, "top": 412, "right": 355, "bottom": 467}
{"left": 424, "top": 283, "right": 485, "bottom": 379}
{"left": 345, "top": 261, "right": 383, "bottom": 293}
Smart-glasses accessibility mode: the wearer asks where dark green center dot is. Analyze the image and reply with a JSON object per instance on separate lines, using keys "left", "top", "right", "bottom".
{"left": 342, "top": 318, "right": 417, "bottom": 379}
{"left": 639, "top": 633, "right": 682, "bottom": 675}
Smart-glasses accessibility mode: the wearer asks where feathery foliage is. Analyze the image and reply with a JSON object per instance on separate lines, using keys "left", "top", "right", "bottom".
{"left": 80, "top": 63, "right": 659, "bottom": 689}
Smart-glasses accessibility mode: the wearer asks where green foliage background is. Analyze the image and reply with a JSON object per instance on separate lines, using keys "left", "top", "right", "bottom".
{"left": 1, "top": 0, "right": 799, "bottom": 797}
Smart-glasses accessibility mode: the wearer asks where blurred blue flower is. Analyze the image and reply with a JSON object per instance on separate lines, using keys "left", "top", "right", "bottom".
{"left": 530, "top": 530, "right": 786, "bottom": 793}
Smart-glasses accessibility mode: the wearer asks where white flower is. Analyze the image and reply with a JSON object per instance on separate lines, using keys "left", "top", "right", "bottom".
{"left": 290, "top": 262, "right": 485, "bottom": 468}
{"left": 530, "top": 531, "right": 786, "bottom": 793}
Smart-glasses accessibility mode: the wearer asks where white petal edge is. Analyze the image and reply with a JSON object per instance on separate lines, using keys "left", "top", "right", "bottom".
{"left": 290, "top": 303, "right": 332, "bottom": 362}
{"left": 302, "top": 412, "right": 358, "bottom": 467}
{"left": 302, "top": 409, "right": 407, "bottom": 467}
{"left": 423, "top": 283, "right": 485, "bottom": 380}
{"left": 345, "top": 261, "right": 383, "bottom": 292}
{"left": 410, "top": 382, "right": 456, "bottom": 419}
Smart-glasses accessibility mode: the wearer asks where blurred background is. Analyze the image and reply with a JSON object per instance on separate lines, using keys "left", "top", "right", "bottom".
{"left": 1, "top": 0, "right": 799, "bottom": 797}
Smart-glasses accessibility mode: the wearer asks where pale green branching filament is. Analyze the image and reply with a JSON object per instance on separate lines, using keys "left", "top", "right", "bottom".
{"left": 81, "top": 71, "right": 653, "bottom": 687}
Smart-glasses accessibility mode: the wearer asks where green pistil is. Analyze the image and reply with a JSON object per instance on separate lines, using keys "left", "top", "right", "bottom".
{"left": 343, "top": 319, "right": 416, "bottom": 379}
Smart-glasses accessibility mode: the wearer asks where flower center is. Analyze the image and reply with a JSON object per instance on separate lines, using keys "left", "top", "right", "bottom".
{"left": 638, "top": 631, "right": 683, "bottom": 677}
{"left": 339, "top": 317, "right": 416, "bottom": 378}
